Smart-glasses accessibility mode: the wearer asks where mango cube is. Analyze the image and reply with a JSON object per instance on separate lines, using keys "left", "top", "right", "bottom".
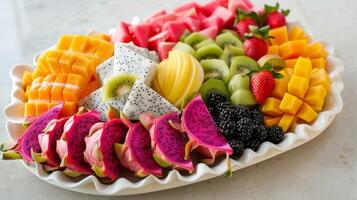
{"left": 59, "top": 52, "right": 75, "bottom": 73}
{"left": 297, "top": 103, "right": 318, "bottom": 122}
{"left": 310, "top": 100, "right": 325, "bottom": 112}
{"left": 59, "top": 102, "right": 77, "bottom": 117}
{"left": 45, "top": 50, "right": 63, "bottom": 73}
{"left": 289, "top": 26, "right": 305, "bottom": 40}
{"left": 311, "top": 58, "right": 327, "bottom": 69}
{"left": 261, "top": 97, "right": 284, "bottom": 116}
{"left": 307, "top": 42, "right": 327, "bottom": 58}
{"left": 271, "top": 70, "right": 290, "bottom": 99}
{"left": 22, "top": 71, "right": 33, "bottom": 89}
{"left": 310, "top": 68, "right": 330, "bottom": 92}
{"left": 36, "top": 102, "right": 48, "bottom": 116}
{"left": 285, "top": 68, "right": 294, "bottom": 77}
{"left": 293, "top": 57, "right": 312, "bottom": 80}
{"left": 279, "top": 93, "right": 303, "bottom": 115}
{"left": 285, "top": 58, "right": 298, "bottom": 68}
{"left": 278, "top": 114, "right": 296, "bottom": 132}
{"left": 288, "top": 75, "right": 309, "bottom": 99}
{"left": 264, "top": 116, "right": 282, "bottom": 127}
{"left": 279, "top": 40, "right": 307, "bottom": 59}
{"left": 56, "top": 35, "right": 73, "bottom": 50}
{"left": 269, "top": 26, "right": 289, "bottom": 45}
{"left": 94, "top": 40, "right": 114, "bottom": 60}
{"left": 304, "top": 85, "right": 327, "bottom": 111}
{"left": 24, "top": 102, "right": 36, "bottom": 118}
{"left": 70, "top": 35, "right": 89, "bottom": 52}
{"left": 268, "top": 45, "right": 280, "bottom": 55}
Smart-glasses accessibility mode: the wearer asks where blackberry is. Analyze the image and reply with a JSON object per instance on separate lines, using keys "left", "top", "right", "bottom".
{"left": 251, "top": 125, "right": 268, "bottom": 142}
{"left": 218, "top": 108, "right": 239, "bottom": 122}
{"left": 234, "top": 105, "right": 250, "bottom": 120}
{"left": 207, "top": 93, "right": 227, "bottom": 108}
{"left": 266, "top": 125, "right": 285, "bottom": 144}
{"left": 236, "top": 118, "right": 253, "bottom": 142}
{"left": 208, "top": 106, "right": 220, "bottom": 124}
{"left": 228, "top": 140, "right": 245, "bottom": 159}
{"left": 216, "top": 102, "right": 234, "bottom": 113}
{"left": 245, "top": 138, "right": 261, "bottom": 151}
{"left": 219, "top": 121, "right": 237, "bottom": 140}
{"left": 250, "top": 109, "right": 264, "bottom": 126}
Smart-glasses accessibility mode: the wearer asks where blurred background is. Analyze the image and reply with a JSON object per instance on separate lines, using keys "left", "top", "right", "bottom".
{"left": 0, "top": 0, "right": 356, "bottom": 199}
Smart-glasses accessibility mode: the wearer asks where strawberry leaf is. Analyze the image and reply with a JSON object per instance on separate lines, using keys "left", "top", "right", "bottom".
{"left": 264, "top": 3, "right": 279, "bottom": 15}
{"left": 282, "top": 9, "right": 290, "bottom": 16}
{"left": 271, "top": 71, "right": 284, "bottom": 79}
{"left": 234, "top": 9, "right": 260, "bottom": 26}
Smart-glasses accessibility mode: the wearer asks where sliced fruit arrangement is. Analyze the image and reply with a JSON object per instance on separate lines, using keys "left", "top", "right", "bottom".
{"left": 22, "top": 33, "right": 114, "bottom": 119}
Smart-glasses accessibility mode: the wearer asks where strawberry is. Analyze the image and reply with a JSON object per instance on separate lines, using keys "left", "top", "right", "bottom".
{"left": 263, "top": 3, "right": 290, "bottom": 29}
{"left": 250, "top": 64, "right": 283, "bottom": 104}
{"left": 243, "top": 26, "right": 269, "bottom": 60}
{"left": 234, "top": 9, "right": 260, "bottom": 39}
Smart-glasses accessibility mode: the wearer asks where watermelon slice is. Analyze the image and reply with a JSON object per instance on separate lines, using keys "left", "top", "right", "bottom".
{"left": 201, "top": 0, "right": 227, "bottom": 16}
{"left": 202, "top": 16, "right": 224, "bottom": 29}
{"left": 130, "top": 23, "right": 151, "bottom": 48}
{"left": 162, "top": 21, "right": 188, "bottom": 42}
{"left": 148, "top": 31, "right": 169, "bottom": 51}
{"left": 111, "top": 21, "right": 132, "bottom": 43}
{"left": 198, "top": 25, "right": 218, "bottom": 39}
{"left": 210, "top": 6, "right": 235, "bottom": 28}
{"left": 174, "top": 8, "right": 197, "bottom": 20}
{"left": 184, "top": 17, "right": 203, "bottom": 32}
{"left": 146, "top": 9, "right": 167, "bottom": 22}
{"left": 158, "top": 42, "right": 175, "bottom": 60}
{"left": 228, "top": 0, "right": 254, "bottom": 13}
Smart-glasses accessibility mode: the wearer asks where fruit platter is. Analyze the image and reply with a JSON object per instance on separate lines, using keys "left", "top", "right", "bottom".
{"left": 2, "top": 0, "right": 344, "bottom": 196}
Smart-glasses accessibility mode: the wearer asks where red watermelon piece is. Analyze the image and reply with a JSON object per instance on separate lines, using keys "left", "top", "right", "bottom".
{"left": 201, "top": 0, "right": 229, "bottom": 16}
{"left": 228, "top": 0, "right": 254, "bottom": 13}
{"left": 130, "top": 23, "right": 151, "bottom": 48}
{"left": 111, "top": 21, "right": 132, "bottom": 43}
{"left": 175, "top": 8, "right": 197, "bottom": 20}
{"left": 146, "top": 9, "right": 167, "bottom": 21}
{"left": 162, "top": 21, "right": 188, "bottom": 42}
{"left": 199, "top": 25, "right": 218, "bottom": 39}
{"left": 185, "top": 17, "right": 203, "bottom": 32}
{"left": 148, "top": 31, "right": 169, "bottom": 51}
{"left": 202, "top": 16, "right": 224, "bottom": 29}
{"left": 158, "top": 42, "right": 175, "bottom": 60}
{"left": 210, "top": 6, "right": 235, "bottom": 28}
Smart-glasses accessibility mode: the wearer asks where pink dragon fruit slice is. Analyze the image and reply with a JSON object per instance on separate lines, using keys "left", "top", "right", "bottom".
{"left": 84, "top": 119, "right": 128, "bottom": 181}
{"left": 33, "top": 117, "right": 69, "bottom": 171}
{"left": 140, "top": 112, "right": 194, "bottom": 173}
{"left": 56, "top": 109, "right": 101, "bottom": 177}
{"left": 123, "top": 80, "right": 180, "bottom": 120}
{"left": 113, "top": 43, "right": 158, "bottom": 86}
{"left": 1, "top": 102, "right": 64, "bottom": 164}
{"left": 96, "top": 57, "right": 114, "bottom": 84}
{"left": 114, "top": 113, "right": 162, "bottom": 177}
{"left": 181, "top": 95, "right": 233, "bottom": 175}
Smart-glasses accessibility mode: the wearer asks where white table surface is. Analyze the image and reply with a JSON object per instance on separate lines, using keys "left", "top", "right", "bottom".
{"left": 0, "top": 0, "right": 355, "bottom": 199}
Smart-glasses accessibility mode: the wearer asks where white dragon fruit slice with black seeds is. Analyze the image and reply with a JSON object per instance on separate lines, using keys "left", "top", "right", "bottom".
{"left": 113, "top": 43, "right": 158, "bottom": 86}
{"left": 96, "top": 57, "right": 114, "bottom": 84}
{"left": 120, "top": 43, "right": 159, "bottom": 63}
{"left": 123, "top": 80, "right": 180, "bottom": 120}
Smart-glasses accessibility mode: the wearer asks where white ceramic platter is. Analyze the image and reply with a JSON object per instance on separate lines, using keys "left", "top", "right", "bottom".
{"left": 3, "top": 21, "right": 344, "bottom": 196}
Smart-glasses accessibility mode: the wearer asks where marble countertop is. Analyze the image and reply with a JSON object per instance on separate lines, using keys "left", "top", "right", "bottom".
{"left": 0, "top": 0, "right": 356, "bottom": 199}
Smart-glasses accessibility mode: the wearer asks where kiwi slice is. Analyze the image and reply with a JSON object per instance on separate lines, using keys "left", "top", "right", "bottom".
{"left": 228, "top": 74, "right": 250, "bottom": 94}
{"left": 257, "top": 54, "right": 286, "bottom": 71}
{"left": 230, "top": 89, "right": 257, "bottom": 106}
{"left": 180, "top": 29, "right": 192, "bottom": 42}
{"left": 215, "top": 32, "right": 242, "bottom": 48}
{"left": 229, "top": 56, "right": 259, "bottom": 79}
{"left": 220, "top": 45, "right": 245, "bottom": 66}
{"left": 220, "top": 29, "right": 242, "bottom": 40}
{"left": 184, "top": 32, "right": 208, "bottom": 47}
{"left": 172, "top": 42, "right": 196, "bottom": 57}
{"left": 102, "top": 73, "right": 137, "bottom": 102}
{"left": 195, "top": 43, "right": 223, "bottom": 61}
{"left": 200, "top": 59, "right": 230, "bottom": 83}
{"left": 193, "top": 39, "right": 215, "bottom": 50}
{"left": 199, "top": 78, "right": 230, "bottom": 101}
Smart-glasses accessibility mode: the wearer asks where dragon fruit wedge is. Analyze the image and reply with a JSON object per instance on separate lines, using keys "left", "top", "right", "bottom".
{"left": 33, "top": 117, "right": 69, "bottom": 171}
{"left": 96, "top": 57, "right": 114, "bottom": 84}
{"left": 84, "top": 119, "right": 128, "bottom": 181}
{"left": 113, "top": 43, "right": 158, "bottom": 86}
{"left": 56, "top": 108, "right": 101, "bottom": 177}
{"left": 123, "top": 80, "right": 180, "bottom": 120}
{"left": 0, "top": 102, "right": 64, "bottom": 164}
{"left": 140, "top": 112, "right": 194, "bottom": 173}
{"left": 181, "top": 95, "right": 233, "bottom": 176}
{"left": 114, "top": 113, "right": 162, "bottom": 177}
{"left": 120, "top": 42, "right": 159, "bottom": 63}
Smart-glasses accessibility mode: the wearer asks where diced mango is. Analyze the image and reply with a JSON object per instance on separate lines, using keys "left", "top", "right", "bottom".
{"left": 59, "top": 51, "right": 75, "bottom": 73}
{"left": 80, "top": 77, "right": 100, "bottom": 98}
{"left": 288, "top": 75, "right": 309, "bottom": 99}
{"left": 285, "top": 68, "right": 293, "bottom": 77}
{"left": 285, "top": 58, "right": 298, "bottom": 68}
{"left": 22, "top": 71, "right": 33, "bottom": 89}
{"left": 297, "top": 103, "right": 318, "bottom": 122}
{"left": 51, "top": 74, "right": 67, "bottom": 102}
{"left": 279, "top": 40, "right": 307, "bottom": 59}
{"left": 48, "top": 102, "right": 58, "bottom": 110}
{"left": 268, "top": 45, "right": 280, "bottom": 55}
{"left": 38, "top": 74, "right": 56, "bottom": 101}
{"left": 269, "top": 26, "right": 289, "bottom": 45}
{"left": 307, "top": 42, "right": 327, "bottom": 58}
{"left": 70, "top": 35, "right": 89, "bottom": 52}
{"left": 293, "top": 57, "right": 312, "bottom": 80}
{"left": 261, "top": 97, "right": 284, "bottom": 117}
{"left": 310, "top": 99, "right": 325, "bottom": 112}
{"left": 278, "top": 114, "right": 296, "bottom": 132}
{"left": 311, "top": 58, "right": 327, "bottom": 69}
{"left": 264, "top": 116, "right": 282, "bottom": 127}
{"left": 36, "top": 102, "right": 48, "bottom": 116}
{"left": 304, "top": 85, "right": 327, "bottom": 111}
{"left": 289, "top": 26, "right": 305, "bottom": 40}
{"left": 45, "top": 50, "right": 63, "bottom": 73}
{"left": 24, "top": 102, "right": 36, "bottom": 118}
{"left": 91, "top": 33, "right": 111, "bottom": 42}
{"left": 86, "top": 38, "right": 101, "bottom": 54}
{"left": 37, "top": 52, "right": 51, "bottom": 74}
{"left": 72, "top": 55, "right": 94, "bottom": 80}
{"left": 59, "top": 102, "right": 77, "bottom": 117}
{"left": 94, "top": 40, "right": 114, "bottom": 60}
{"left": 31, "top": 68, "right": 44, "bottom": 80}
{"left": 310, "top": 68, "right": 330, "bottom": 92}
{"left": 271, "top": 70, "right": 290, "bottom": 99}
{"left": 56, "top": 35, "right": 73, "bottom": 50}
{"left": 63, "top": 74, "right": 86, "bottom": 102}
{"left": 27, "top": 77, "right": 44, "bottom": 101}
{"left": 279, "top": 93, "right": 303, "bottom": 115}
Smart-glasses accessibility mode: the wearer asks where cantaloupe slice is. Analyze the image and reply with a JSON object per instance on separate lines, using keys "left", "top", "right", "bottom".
{"left": 56, "top": 35, "right": 74, "bottom": 50}
{"left": 51, "top": 74, "right": 67, "bottom": 102}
